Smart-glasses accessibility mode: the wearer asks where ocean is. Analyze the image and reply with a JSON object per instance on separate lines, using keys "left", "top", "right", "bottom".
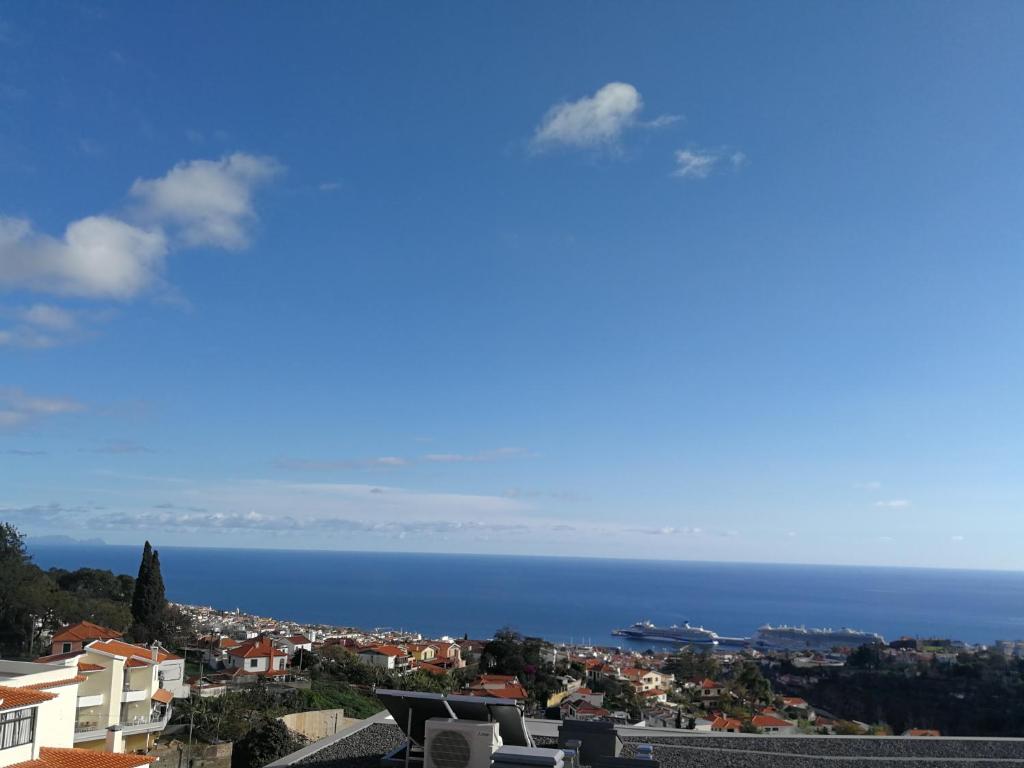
{"left": 26, "top": 544, "right": 1024, "bottom": 647}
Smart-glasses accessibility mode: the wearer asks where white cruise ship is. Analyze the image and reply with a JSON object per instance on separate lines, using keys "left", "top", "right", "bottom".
{"left": 612, "top": 620, "right": 720, "bottom": 645}
{"left": 753, "top": 624, "right": 885, "bottom": 651}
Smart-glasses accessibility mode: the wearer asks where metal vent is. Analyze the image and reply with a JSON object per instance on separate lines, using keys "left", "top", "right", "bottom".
{"left": 430, "top": 730, "right": 473, "bottom": 768}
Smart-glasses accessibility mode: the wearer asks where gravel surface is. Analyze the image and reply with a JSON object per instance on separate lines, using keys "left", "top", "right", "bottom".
{"left": 296, "top": 724, "right": 406, "bottom": 768}
{"left": 291, "top": 722, "right": 1024, "bottom": 768}
{"left": 622, "top": 735, "right": 1024, "bottom": 761}
{"left": 619, "top": 736, "right": 1024, "bottom": 767}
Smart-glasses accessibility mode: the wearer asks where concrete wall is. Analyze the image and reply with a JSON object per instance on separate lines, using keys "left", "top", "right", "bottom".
{"left": 279, "top": 710, "right": 354, "bottom": 742}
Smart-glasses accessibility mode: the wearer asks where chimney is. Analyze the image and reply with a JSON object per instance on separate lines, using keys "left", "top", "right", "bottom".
{"left": 151, "top": 642, "right": 159, "bottom": 663}
{"left": 105, "top": 725, "right": 124, "bottom": 753}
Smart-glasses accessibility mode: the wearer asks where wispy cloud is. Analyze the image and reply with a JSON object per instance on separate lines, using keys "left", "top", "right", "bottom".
{"left": 532, "top": 82, "right": 675, "bottom": 151}
{"left": 89, "top": 439, "right": 153, "bottom": 455}
{"left": 0, "top": 388, "right": 83, "bottom": 429}
{"left": 422, "top": 447, "right": 528, "bottom": 463}
{"left": 0, "top": 304, "right": 92, "bottom": 348}
{"left": 855, "top": 481, "right": 883, "bottom": 490}
{"left": 951, "top": 534, "right": 965, "bottom": 542}
{"left": 672, "top": 147, "right": 745, "bottom": 179}
{"left": 0, "top": 153, "right": 280, "bottom": 300}
{"left": 275, "top": 456, "right": 409, "bottom": 471}
{"left": 874, "top": 499, "right": 911, "bottom": 509}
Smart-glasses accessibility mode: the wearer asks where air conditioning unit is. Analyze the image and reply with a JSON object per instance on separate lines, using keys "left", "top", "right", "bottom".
{"left": 425, "top": 718, "right": 502, "bottom": 768}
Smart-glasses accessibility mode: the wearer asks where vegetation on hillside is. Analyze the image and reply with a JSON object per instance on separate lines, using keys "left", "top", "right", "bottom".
{"left": 0, "top": 522, "right": 192, "bottom": 657}
{"left": 774, "top": 647, "right": 1024, "bottom": 736}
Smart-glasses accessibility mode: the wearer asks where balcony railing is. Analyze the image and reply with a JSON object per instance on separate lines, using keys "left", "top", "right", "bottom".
{"left": 73, "top": 708, "right": 171, "bottom": 739}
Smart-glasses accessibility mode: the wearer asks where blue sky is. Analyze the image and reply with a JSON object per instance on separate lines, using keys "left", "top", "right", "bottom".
{"left": 2, "top": 2, "right": 1024, "bottom": 568}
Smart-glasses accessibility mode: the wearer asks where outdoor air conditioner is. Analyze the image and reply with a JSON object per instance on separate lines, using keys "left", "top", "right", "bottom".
{"left": 425, "top": 718, "right": 502, "bottom": 768}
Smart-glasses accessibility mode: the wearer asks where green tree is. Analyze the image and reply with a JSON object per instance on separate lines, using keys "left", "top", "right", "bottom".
{"left": 0, "top": 523, "right": 49, "bottom": 656}
{"left": 130, "top": 541, "right": 168, "bottom": 642}
{"left": 131, "top": 541, "right": 154, "bottom": 625}
{"left": 231, "top": 718, "right": 305, "bottom": 768}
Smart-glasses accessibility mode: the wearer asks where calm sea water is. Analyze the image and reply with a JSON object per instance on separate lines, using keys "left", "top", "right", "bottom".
{"left": 26, "top": 544, "right": 1024, "bottom": 646}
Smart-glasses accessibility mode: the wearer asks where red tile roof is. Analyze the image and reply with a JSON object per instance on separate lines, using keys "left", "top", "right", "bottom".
{"left": 227, "top": 638, "right": 288, "bottom": 659}
{"left": 52, "top": 622, "right": 123, "bottom": 644}
{"left": 752, "top": 715, "right": 793, "bottom": 728}
{"left": 0, "top": 685, "right": 57, "bottom": 712}
{"left": 700, "top": 678, "right": 723, "bottom": 689}
{"left": 24, "top": 747, "right": 156, "bottom": 768}
{"left": 360, "top": 645, "right": 407, "bottom": 658}
{"left": 88, "top": 639, "right": 181, "bottom": 662}
{"left": 34, "top": 651, "right": 85, "bottom": 664}
{"left": 77, "top": 663, "right": 105, "bottom": 672}
{"left": 152, "top": 688, "right": 173, "bottom": 704}
{"left": 23, "top": 675, "right": 87, "bottom": 690}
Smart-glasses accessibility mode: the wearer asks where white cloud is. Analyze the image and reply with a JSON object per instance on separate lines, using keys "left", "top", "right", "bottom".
{"left": 856, "top": 481, "right": 883, "bottom": 490}
{"left": 422, "top": 447, "right": 527, "bottom": 463}
{"left": 672, "top": 147, "right": 746, "bottom": 179}
{"left": 130, "top": 153, "right": 281, "bottom": 249}
{"left": 20, "top": 304, "right": 76, "bottom": 331}
{"left": 951, "top": 535, "right": 965, "bottom": 542}
{"left": 0, "top": 388, "right": 83, "bottom": 428}
{"left": 874, "top": 500, "right": 911, "bottom": 509}
{"left": 0, "top": 153, "right": 280, "bottom": 301}
{"left": 0, "top": 215, "right": 167, "bottom": 299}
{"left": 533, "top": 82, "right": 644, "bottom": 150}
{"left": 673, "top": 148, "right": 719, "bottom": 179}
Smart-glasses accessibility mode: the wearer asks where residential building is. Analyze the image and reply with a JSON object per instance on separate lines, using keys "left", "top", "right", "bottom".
{"left": 711, "top": 716, "right": 742, "bottom": 733}
{"left": 48, "top": 625, "right": 123, "bottom": 658}
{"left": 751, "top": 715, "right": 797, "bottom": 734}
{"left": 463, "top": 675, "right": 528, "bottom": 701}
{"left": 278, "top": 636, "right": 312, "bottom": 655}
{"left": 35, "top": 640, "right": 176, "bottom": 753}
{"left": 357, "top": 646, "right": 409, "bottom": 672}
{"left": 225, "top": 638, "right": 289, "bottom": 675}
{"left": 0, "top": 659, "right": 156, "bottom": 768}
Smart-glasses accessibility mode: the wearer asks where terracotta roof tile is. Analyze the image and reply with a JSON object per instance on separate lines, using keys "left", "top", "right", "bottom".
{"left": 0, "top": 685, "right": 58, "bottom": 712}
{"left": 88, "top": 639, "right": 180, "bottom": 662}
{"left": 152, "top": 688, "right": 173, "bottom": 704}
{"left": 52, "top": 622, "right": 123, "bottom": 644}
{"left": 23, "top": 675, "right": 87, "bottom": 690}
{"left": 36, "top": 747, "right": 157, "bottom": 768}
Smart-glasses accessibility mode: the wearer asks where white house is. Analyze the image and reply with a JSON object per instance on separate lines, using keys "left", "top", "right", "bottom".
{"left": 225, "top": 637, "right": 289, "bottom": 674}
{"left": 358, "top": 646, "right": 409, "bottom": 671}
{"left": 0, "top": 658, "right": 157, "bottom": 768}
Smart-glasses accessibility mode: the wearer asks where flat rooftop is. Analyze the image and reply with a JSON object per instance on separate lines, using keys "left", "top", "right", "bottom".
{"left": 272, "top": 717, "right": 1024, "bottom": 768}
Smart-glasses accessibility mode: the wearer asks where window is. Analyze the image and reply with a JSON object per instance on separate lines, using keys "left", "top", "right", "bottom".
{"left": 249, "top": 659, "right": 258, "bottom": 668}
{"left": 62, "top": 643, "right": 72, "bottom": 654}
{"left": 0, "top": 708, "right": 36, "bottom": 750}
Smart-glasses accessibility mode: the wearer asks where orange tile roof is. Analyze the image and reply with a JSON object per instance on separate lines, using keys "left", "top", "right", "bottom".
{"left": 77, "top": 663, "right": 105, "bottom": 672}
{"left": 152, "top": 688, "right": 173, "bottom": 704}
{"left": 88, "top": 639, "right": 181, "bottom": 662}
{"left": 32, "top": 747, "right": 156, "bottom": 768}
{"left": 361, "top": 645, "right": 407, "bottom": 658}
{"left": 752, "top": 714, "right": 792, "bottom": 728}
{"left": 700, "top": 678, "right": 723, "bottom": 689}
{"left": 227, "top": 638, "right": 288, "bottom": 659}
{"left": 52, "top": 622, "right": 123, "bottom": 644}
{"left": 23, "top": 675, "right": 87, "bottom": 690}
{"left": 34, "top": 651, "right": 85, "bottom": 664}
{"left": 0, "top": 685, "right": 57, "bottom": 712}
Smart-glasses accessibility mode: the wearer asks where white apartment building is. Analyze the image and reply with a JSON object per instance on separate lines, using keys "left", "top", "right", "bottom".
{"left": 0, "top": 659, "right": 155, "bottom": 768}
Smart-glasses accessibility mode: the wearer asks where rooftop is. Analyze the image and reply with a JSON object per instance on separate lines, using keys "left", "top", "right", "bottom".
{"left": 270, "top": 718, "right": 1024, "bottom": 768}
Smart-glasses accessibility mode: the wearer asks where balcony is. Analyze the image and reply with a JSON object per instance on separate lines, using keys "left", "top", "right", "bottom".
{"left": 77, "top": 693, "right": 104, "bottom": 708}
{"left": 73, "top": 708, "right": 172, "bottom": 742}
{"left": 120, "top": 687, "right": 147, "bottom": 703}
{"left": 120, "top": 708, "right": 173, "bottom": 735}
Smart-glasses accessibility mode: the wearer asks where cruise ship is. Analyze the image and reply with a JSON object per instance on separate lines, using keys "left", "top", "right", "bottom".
{"left": 612, "top": 620, "right": 720, "bottom": 645}
{"left": 752, "top": 624, "right": 885, "bottom": 651}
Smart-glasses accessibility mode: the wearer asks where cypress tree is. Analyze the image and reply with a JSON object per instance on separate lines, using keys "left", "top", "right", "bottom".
{"left": 150, "top": 549, "right": 166, "bottom": 617}
{"left": 131, "top": 541, "right": 154, "bottom": 625}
